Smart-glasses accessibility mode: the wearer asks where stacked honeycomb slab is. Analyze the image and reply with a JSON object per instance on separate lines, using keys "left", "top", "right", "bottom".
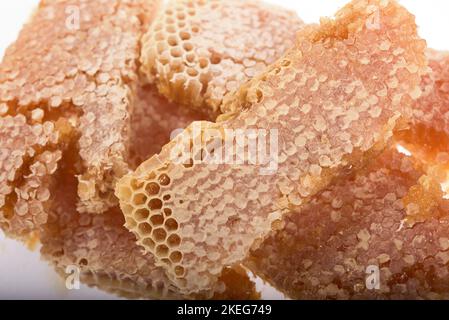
{"left": 117, "top": 0, "right": 428, "bottom": 295}
{"left": 244, "top": 49, "right": 449, "bottom": 299}
{"left": 141, "top": 0, "right": 304, "bottom": 117}
{"left": 0, "top": 0, "right": 302, "bottom": 299}
{"left": 41, "top": 157, "right": 259, "bottom": 299}
{"left": 4, "top": 0, "right": 449, "bottom": 301}
{"left": 246, "top": 148, "right": 449, "bottom": 299}
{"left": 0, "top": 0, "right": 162, "bottom": 215}
{"left": 394, "top": 51, "right": 449, "bottom": 215}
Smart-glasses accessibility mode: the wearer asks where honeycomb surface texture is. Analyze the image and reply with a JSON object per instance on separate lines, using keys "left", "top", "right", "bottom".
{"left": 41, "top": 162, "right": 259, "bottom": 300}
{"left": 129, "top": 84, "right": 209, "bottom": 169}
{"left": 117, "top": 0, "right": 428, "bottom": 294}
{"left": 246, "top": 149, "right": 449, "bottom": 299}
{"left": 410, "top": 50, "right": 449, "bottom": 136}
{"left": 140, "top": 0, "right": 304, "bottom": 117}
{"left": 0, "top": 114, "right": 73, "bottom": 239}
{"left": 392, "top": 51, "right": 449, "bottom": 202}
{"left": 0, "top": 0, "right": 161, "bottom": 215}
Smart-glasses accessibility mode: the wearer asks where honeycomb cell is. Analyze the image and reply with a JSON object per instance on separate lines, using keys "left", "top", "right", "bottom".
{"left": 142, "top": 238, "right": 156, "bottom": 250}
{"left": 153, "top": 228, "right": 167, "bottom": 243}
{"left": 134, "top": 208, "right": 150, "bottom": 222}
{"left": 138, "top": 222, "right": 152, "bottom": 236}
{"left": 149, "top": 198, "right": 163, "bottom": 210}
{"left": 165, "top": 218, "right": 179, "bottom": 231}
{"left": 117, "top": 0, "right": 428, "bottom": 295}
{"left": 158, "top": 174, "right": 171, "bottom": 186}
{"left": 164, "top": 208, "right": 173, "bottom": 217}
{"left": 145, "top": 182, "right": 161, "bottom": 196}
{"left": 170, "top": 251, "right": 183, "bottom": 264}
{"left": 141, "top": 0, "right": 304, "bottom": 118}
{"left": 167, "top": 234, "right": 181, "bottom": 247}
{"left": 246, "top": 148, "right": 449, "bottom": 299}
{"left": 150, "top": 214, "right": 164, "bottom": 226}
{"left": 132, "top": 193, "right": 147, "bottom": 206}
{"left": 156, "top": 244, "right": 170, "bottom": 258}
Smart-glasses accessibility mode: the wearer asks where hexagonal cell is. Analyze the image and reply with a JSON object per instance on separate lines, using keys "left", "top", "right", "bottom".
{"left": 121, "top": 204, "right": 134, "bottom": 216}
{"left": 134, "top": 208, "right": 150, "bottom": 221}
{"left": 156, "top": 244, "right": 169, "bottom": 258}
{"left": 148, "top": 198, "right": 163, "bottom": 210}
{"left": 138, "top": 222, "right": 152, "bottom": 236}
{"left": 158, "top": 174, "right": 171, "bottom": 186}
{"left": 174, "top": 265, "right": 185, "bottom": 278}
{"left": 150, "top": 214, "right": 164, "bottom": 226}
{"left": 169, "top": 251, "right": 183, "bottom": 264}
{"left": 167, "top": 234, "right": 181, "bottom": 247}
{"left": 132, "top": 192, "right": 147, "bottom": 206}
{"left": 125, "top": 216, "right": 137, "bottom": 229}
{"left": 163, "top": 208, "right": 173, "bottom": 217}
{"left": 152, "top": 228, "right": 167, "bottom": 243}
{"left": 165, "top": 218, "right": 178, "bottom": 231}
{"left": 145, "top": 182, "right": 160, "bottom": 196}
{"left": 142, "top": 237, "right": 155, "bottom": 250}
{"left": 163, "top": 194, "right": 172, "bottom": 201}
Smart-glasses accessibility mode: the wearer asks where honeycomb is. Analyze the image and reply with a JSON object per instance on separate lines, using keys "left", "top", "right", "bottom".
{"left": 140, "top": 0, "right": 304, "bottom": 118}
{"left": 0, "top": 0, "right": 161, "bottom": 215}
{"left": 129, "top": 84, "right": 209, "bottom": 169}
{"left": 41, "top": 161, "right": 259, "bottom": 299}
{"left": 246, "top": 148, "right": 449, "bottom": 299}
{"left": 0, "top": 115, "right": 74, "bottom": 240}
{"left": 394, "top": 50, "right": 449, "bottom": 203}
{"left": 117, "top": 0, "right": 428, "bottom": 295}
{"left": 410, "top": 50, "right": 449, "bottom": 138}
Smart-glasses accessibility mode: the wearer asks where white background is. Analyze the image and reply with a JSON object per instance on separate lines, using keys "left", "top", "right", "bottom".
{"left": 0, "top": 0, "right": 448, "bottom": 299}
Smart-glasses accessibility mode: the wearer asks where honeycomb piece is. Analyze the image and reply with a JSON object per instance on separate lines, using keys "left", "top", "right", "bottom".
{"left": 246, "top": 149, "right": 449, "bottom": 299}
{"left": 0, "top": 114, "right": 74, "bottom": 240}
{"left": 0, "top": 0, "right": 161, "bottom": 215}
{"left": 393, "top": 51, "right": 449, "bottom": 218}
{"left": 117, "top": 0, "right": 428, "bottom": 294}
{"left": 394, "top": 50, "right": 449, "bottom": 167}
{"left": 141, "top": 0, "right": 304, "bottom": 117}
{"left": 129, "top": 85, "right": 209, "bottom": 169}
{"left": 411, "top": 50, "right": 449, "bottom": 137}
{"left": 41, "top": 160, "right": 258, "bottom": 300}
